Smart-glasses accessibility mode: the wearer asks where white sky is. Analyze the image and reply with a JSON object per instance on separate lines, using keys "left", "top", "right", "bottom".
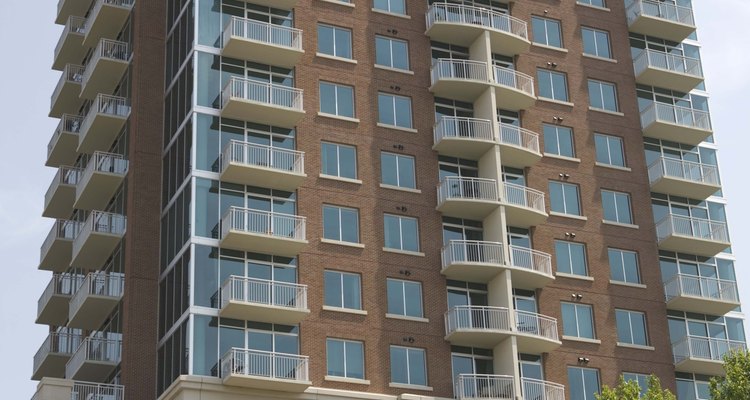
{"left": 0, "top": 0, "right": 747, "bottom": 397}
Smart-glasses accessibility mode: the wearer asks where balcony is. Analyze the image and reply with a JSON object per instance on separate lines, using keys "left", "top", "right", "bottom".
{"left": 68, "top": 272, "right": 124, "bottom": 329}
{"left": 82, "top": 0, "right": 135, "bottom": 48}
{"left": 36, "top": 273, "right": 84, "bottom": 326}
{"left": 648, "top": 157, "right": 720, "bottom": 199}
{"left": 78, "top": 94, "right": 130, "bottom": 154}
{"left": 444, "top": 306, "right": 512, "bottom": 347}
{"left": 39, "top": 220, "right": 80, "bottom": 272}
{"left": 223, "top": 17, "right": 303, "bottom": 68}
{"left": 47, "top": 115, "right": 82, "bottom": 168}
{"left": 56, "top": 0, "right": 93, "bottom": 25}
{"left": 633, "top": 50, "right": 703, "bottom": 93}
{"left": 32, "top": 333, "right": 81, "bottom": 380}
{"left": 514, "top": 310, "right": 561, "bottom": 353}
{"left": 626, "top": 0, "right": 696, "bottom": 42}
{"left": 220, "top": 207, "right": 307, "bottom": 257}
{"left": 640, "top": 103, "right": 712, "bottom": 146}
{"left": 50, "top": 64, "right": 84, "bottom": 118}
{"left": 32, "top": 380, "right": 124, "bottom": 400}
{"left": 65, "top": 337, "right": 122, "bottom": 382}
{"left": 433, "top": 117, "right": 495, "bottom": 158}
{"left": 53, "top": 16, "right": 86, "bottom": 71}
{"left": 221, "top": 348, "right": 311, "bottom": 392}
{"left": 673, "top": 336, "right": 746, "bottom": 375}
{"left": 498, "top": 123, "right": 541, "bottom": 168}
{"left": 221, "top": 77, "right": 304, "bottom": 128}
{"left": 493, "top": 66, "right": 536, "bottom": 110}
{"left": 74, "top": 152, "right": 128, "bottom": 211}
{"left": 500, "top": 182, "right": 547, "bottom": 227}
{"left": 508, "top": 245, "right": 554, "bottom": 289}
{"left": 221, "top": 140, "right": 305, "bottom": 191}
{"left": 441, "top": 240, "right": 505, "bottom": 282}
{"left": 430, "top": 59, "right": 492, "bottom": 102}
{"left": 455, "top": 374, "right": 515, "bottom": 400}
{"left": 220, "top": 276, "right": 309, "bottom": 324}
{"left": 665, "top": 274, "right": 740, "bottom": 315}
{"left": 522, "top": 378, "right": 565, "bottom": 400}
{"left": 80, "top": 39, "right": 130, "bottom": 99}
{"left": 70, "top": 211, "right": 126, "bottom": 267}
{"left": 437, "top": 177, "right": 500, "bottom": 220}
{"left": 43, "top": 166, "right": 81, "bottom": 219}
{"left": 425, "top": 3, "right": 530, "bottom": 56}
{"left": 656, "top": 214, "right": 730, "bottom": 257}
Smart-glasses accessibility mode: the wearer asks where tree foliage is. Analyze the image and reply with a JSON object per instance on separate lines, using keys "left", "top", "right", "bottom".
{"left": 710, "top": 350, "right": 750, "bottom": 400}
{"left": 595, "top": 375, "right": 676, "bottom": 400}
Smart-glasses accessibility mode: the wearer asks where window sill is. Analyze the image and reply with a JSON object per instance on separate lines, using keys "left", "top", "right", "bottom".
{"left": 576, "top": 2, "right": 611, "bottom": 12}
{"left": 376, "top": 123, "right": 417, "bottom": 133}
{"left": 322, "top": 305, "right": 368, "bottom": 315}
{"left": 617, "top": 343, "right": 655, "bottom": 351}
{"left": 609, "top": 280, "right": 647, "bottom": 289}
{"left": 318, "top": 112, "right": 360, "bottom": 123}
{"left": 379, "top": 183, "right": 421, "bottom": 194}
{"left": 382, "top": 248, "right": 425, "bottom": 257}
{"left": 532, "top": 43, "right": 569, "bottom": 53}
{"left": 319, "top": 174, "right": 363, "bottom": 185}
{"left": 588, "top": 107, "right": 624, "bottom": 117}
{"left": 389, "top": 383, "right": 433, "bottom": 391}
{"left": 556, "top": 272, "right": 594, "bottom": 282}
{"left": 543, "top": 153, "right": 581, "bottom": 163}
{"left": 316, "top": 52, "right": 358, "bottom": 64}
{"left": 385, "top": 313, "right": 429, "bottom": 323}
{"left": 602, "top": 220, "right": 639, "bottom": 229}
{"left": 319, "top": 0, "right": 355, "bottom": 7}
{"left": 549, "top": 211, "right": 588, "bottom": 221}
{"left": 371, "top": 8, "right": 411, "bottom": 19}
{"left": 537, "top": 98, "right": 575, "bottom": 108}
{"left": 320, "top": 238, "right": 365, "bottom": 248}
{"left": 325, "top": 376, "right": 371, "bottom": 385}
{"left": 582, "top": 53, "right": 617, "bottom": 64}
{"left": 374, "top": 64, "right": 414, "bottom": 75}
{"left": 595, "top": 162, "right": 631, "bottom": 172}
{"left": 562, "top": 336, "right": 601, "bottom": 344}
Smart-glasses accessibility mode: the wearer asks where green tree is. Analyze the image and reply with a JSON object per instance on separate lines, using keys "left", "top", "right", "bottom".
{"left": 710, "top": 350, "right": 750, "bottom": 400}
{"left": 595, "top": 375, "right": 676, "bottom": 400}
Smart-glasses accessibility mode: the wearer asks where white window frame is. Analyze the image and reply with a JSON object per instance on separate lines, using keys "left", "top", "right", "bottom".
{"left": 326, "top": 338, "right": 365, "bottom": 379}
{"left": 532, "top": 16, "right": 562, "bottom": 48}
{"left": 323, "top": 204, "right": 360, "bottom": 243}
{"left": 594, "top": 133, "right": 625, "bottom": 167}
{"left": 319, "top": 81, "right": 355, "bottom": 118}
{"left": 386, "top": 278, "right": 423, "bottom": 318}
{"left": 373, "top": 0, "right": 406, "bottom": 15}
{"left": 588, "top": 79, "right": 619, "bottom": 112}
{"left": 317, "top": 23, "right": 353, "bottom": 59}
{"left": 582, "top": 27, "right": 611, "bottom": 59}
{"left": 601, "top": 190, "right": 632, "bottom": 224}
{"left": 549, "top": 181, "right": 581, "bottom": 216}
{"left": 321, "top": 142, "right": 357, "bottom": 179}
{"left": 381, "top": 152, "right": 416, "bottom": 189}
{"left": 390, "top": 345, "right": 427, "bottom": 386}
{"left": 537, "top": 69, "right": 569, "bottom": 102}
{"left": 543, "top": 124, "right": 575, "bottom": 157}
{"left": 616, "top": 309, "right": 649, "bottom": 346}
{"left": 555, "top": 240, "right": 588, "bottom": 277}
{"left": 562, "top": 302, "right": 595, "bottom": 339}
{"left": 608, "top": 248, "right": 640, "bottom": 284}
{"left": 568, "top": 366, "right": 601, "bottom": 400}
{"left": 384, "top": 214, "right": 419, "bottom": 252}
{"left": 378, "top": 92, "right": 413, "bottom": 129}
{"left": 324, "top": 270, "right": 362, "bottom": 310}
{"left": 375, "top": 35, "right": 410, "bottom": 70}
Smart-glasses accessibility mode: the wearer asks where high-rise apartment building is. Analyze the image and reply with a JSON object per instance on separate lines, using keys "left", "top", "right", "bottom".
{"left": 31, "top": 0, "right": 746, "bottom": 399}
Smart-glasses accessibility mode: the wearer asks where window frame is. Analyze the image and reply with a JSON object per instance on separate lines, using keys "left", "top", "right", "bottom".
{"left": 381, "top": 152, "right": 416, "bottom": 189}
{"left": 594, "top": 133, "right": 625, "bottom": 167}
{"left": 389, "top": 345, "right": 428, "bottom": 386}
{"left": 616, "top": 309, "right": 649, "bottom": 347}
{"left": 588, "top": 79, "right": 619, "bottom": 112}
{"left": 537, "top": 69, "right": 569, "bottom": 102}
{"left": 568, "top": 366, "right": 601, "bottom": 400}
{"left": 321, "top": 141, "right": 357, "bottom": 180}
{"left": 582, "top": 26, "right": 612, "bottom": 59}
{"left": 319, "top": 81, "right": 356, "bottom": 118}
{"left": 383, "top": 214, "right": 420, "bottom": 252}
{"left": 543, "top": 124, "right": 575, "bottom": 158}
{"left": 608, "top": 248, "right": 641, "bottom": 285}
{"left": 555, "top": 240, "right": 589, "bottom": 277}
{"left": 601, "top": 190, "right": 633, "bottom": 225}
{"left": 561, "top": 302, "right": 596, "bottom": 339}
{"left": 373, "top": 0, "right": 407, "bottom": 15}
{"left": 322, "top": 204, "right": 360, "bottom": 243}
{"left": 324, "top": 270, "right": 363, "bottom": 310}
{"left": 326, "top": 338, "right": 365, "bottom": 379}
{"left": 386, "top": 278, "right": 424, "bottom": 318}
{"left": 378, "top": 92, "right": 413, "bottom": 129}
{"left": 317, "top": 23, "right": 353, "bottom": 60}
{"left": 375, "top": 35, "right": 410, "bottom": 70}
{"left": 531, "top": 16, "right": 563, "bottom": 48}
{"left": 549, "top": 181, "right": 582, "bottom": 216}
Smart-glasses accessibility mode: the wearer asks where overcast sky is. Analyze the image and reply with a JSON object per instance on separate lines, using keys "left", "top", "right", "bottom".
{"left": 0, "top": 0, "right": 747, "bottom": 397}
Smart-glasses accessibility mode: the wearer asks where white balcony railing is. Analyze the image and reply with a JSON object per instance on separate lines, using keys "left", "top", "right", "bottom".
{"left": 66, "top": 337, "right": 122, "bottom": 378}
{"left": 634, "top": 49, "right": 702, "bottom": 78}
{"left": 656, "top": 214, "right": 729, "bottom": 243}
{"left": 626, "top": 0, "right": 695, "bottom": 27}
{"left": 48, "top": 114, "right": 83, "bottom": 157}
{"left": 33, "top": 332, "right": 82, "bottom": 373}
{"left": 455, "top": 374, "right": 515, "bottom": 400}
{"left": 498, "top": 123, "right": 540, "bottom": 154}
{"left": 80, "top": 151, "right": 129, "bottom": 183}
{"left": 426, "top": 3, "right": 528, "bottom": 40}
{"left": 37, "top": 273, "right": 84, "bottom": 319}
{"left": 40, "top": 219, "right": 80, "bottom": 260}
{"left": 69, "top": 272, "right": 125, "bottom": 317}
{"left": 71, "top": 382, "right": 125, "bottom": 400}
{"left": 84, "top": 0, "right": 135, "bottom": 34}
{"left": 221, "top": 348, "right": 309, "bottom": 382}
{"left": 508, "top": 245, "right": 553, "bottom": 276}
{"left": 500, "top": 182, "right": 546, "bottom": 213}
{"left": 225, "top": 16, "right": 302, "bottom": 50}
{"left": 77, "top": 210, "right": 127, "bottom": 238}
{"left": 222, "top": 76, "right": 304, "bottom": 111}
{"left": 82, "top": 39, "right": 130, "bottom": 85}
{"left": 81, "top": 94, "right": 131, "bottom": 135}
{"left": 221, "top": 275, "right": 307, "bottom": 310}
{"left": 494, "top": 66, "right": 535, "bottom": 97}
{"left": 222, "top": 207, "right": 306, "bottom": 241}
{"left": 222, "top": 140, "right": 304, "bottom": 174}
{"left": 648, "top": 157, "right": 719, "bottom": 186}
{"left": 673, "top": 336, "right": 746, "bottom": 364}
{"left": 442, "top": 240, "right": 505, "bottom": 267}
{"left": 44, "top": 166, "right": 81, "bottom": 206}
{"left": 445, "top": 306, "right": 511, "bottom": 335}
{"left": 641, "top": 103, "right": 711, "bottom": 132}
{"left": 51, "top": 64, "right": 84, "bottom": 106}
{"left": 434, "top": 116, "right": 495, "bottom": 144}
{"left": 665, "top": 274, "right": 739, "bottom": 304}
{"left": 438, "top": 176, "right": 499, "bottom": 204}
{"left": 515, "top": 310, "right": 559, "bottom": 342}
{"left": 54, "top": 16, "right": 86, "bottom": 59}
{"left": 522, "top": 378, "right": 565, "bottom": 400}
{"left": 431, "top": 58, "right": 490, "bottom": 85}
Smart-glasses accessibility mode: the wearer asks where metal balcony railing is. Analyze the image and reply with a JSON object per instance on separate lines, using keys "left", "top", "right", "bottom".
{"left": 656, "top": 214, "right": 729, "bottom": 243}
{"left": 40, "top": 219, "right": 80, "bottom": 259}
{"left": 455, "top": 374, "right": 515, "bottom": 400}
{"left": 626, "top": 0, "right": 695, "bottom": 27}
{"left": 80, "top": 151, "right": 129, "bottom": 182}
{"left": 648, "top": 157, "right": 719, "bottom": 186}
{"left": 442, "top": 240, "right": 505, "bottom": 267}
{"left": 221, "top": 275, "right": 308, "bottom": 310}
{"left": 515, "top": 310, "right": 559, "bottom": 342}
{"left": 640, "top": 103, "right": 711, "bottom": 131}
{"left": 44, "top": 166, "right": 81, "bottom": 205}
{"left": 445, "top": 305, "right": 511, "bottom": 335}
{"left": 221, "top": 348, "right": 309, "bottom": 382}
{"left": 54, "top": 16, "right": 86, "bottom": 59}
{"left": 498, "top": 123, "right": 540, "bottom": 154}
{"left": 81, "top": 94, "right": 130, "bottom": 135}
{"left": 48, "top": 114, "right": 83, "bottom": 157}
{"left": 438, "top": 176, "right": 499, "bottom": 204}
{"left": 222, "top": 140, "right": 304, "bottom": 174}
{"left": 508, "top": 245, "right": 553, "bottom": 276}
{"left": 426, "top": 3, "right": 528, "bottom": 40}
{"left": 431, "top": 58, "right": 490, "bottom": 85}
{"left": 500, "top": 182, "right": 546, "bottom": 213}
{"left": 634, "top": 49, "right": 702, "bottom": 78}
{"left": 494, "top": 66, "right": 535, "bottom": 97}
{"left": 66, "top": 337, "right": 122, "bottom": 378}
{"left": 521, "top": 378, "right": 565, "bottom": 400}
{"left": 85, "top": 0, "right": 135, "bottom": 34}
{"left": 673, "top": 336, "right": 746, "bottom": 364}
{"left": 222, "top": 207, "right": 306, "bottom": 241}
{"left": 664, "top": 274, "right": 739, "bottom": 303}
{"left": 71, "top": 382, "right": 125, "bottom": 400}
{"left": 222, "top": 76, "right": 304, "bottom": 111}
{"left": 82, "top": 39, "right": 130, "bottom": 84}
{"left": 33, "top": 332, "right": 82, "bottom": 373}
{"left": 78, "top": 210, "right": 127, "bottom": 237}
{"left": 434, "top": 116, "right": 495, "bottom": 143}
{"left": 51, "top": 64, "right": 84, "bottom": 105}
{"left": 225, "top": 16, "right": 302, "bottom": 50}
{"left": 69, "top": 272, "right": 125, "bottom": 317}
{"left": 37, "top": 273, "right": 84, "bottom": 319}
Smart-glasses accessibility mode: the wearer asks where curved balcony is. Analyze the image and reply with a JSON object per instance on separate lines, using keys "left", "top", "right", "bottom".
{"left": 65, "top": 337, "right": 121, "bottom": 382}
{"left": 221, "top": 348, "right": 311, "bottom": 392}
{"left": 78, "top": 94, "right": 130, "bottom": 154}
{"left": 36, "top": 273, "right": 84, "bottom": 326}
{"left": 223, "top": 17, "right": 303, "bottom": 68}
{"left": 656, "top": 214, "right": 730, "bottom": 257}
{"left": 50, "top": 64, "right": 83, "bottom": 118}
{"left": 47, "top": 115, "right": 82, "bottom": 168}
{"left": 430, "top": 59, "right": 491, "bottom": 102}
{"left": 221, "top": 140, "right": 305, "bottom": 191}
{"left": 498, "top": 123, "right": 541, "bottom": 168}
{"left": 522, "top": 378, "right": 565, "bottom": 400}
{"left": 53, "top": 16, "right": 86, "bottom": 71}
{"left": 71, "top": 211, "right": 126, "bottom": 267}
{"left": 673, "top": 336, "right": 746, "bottom": 376}
{"left": 626, "top": 0, "right": 695, "bottom": 42}
{"left": 493, "top": 66, "right": 536, "bottom": 110}
{"left": 444, "top": 306, "right": 511, "bottom": 347}
{"left": 437, "top": 176, "right": 500, "bottom": 220}
{"left": 425, "top": 3, "right": 530, "bottom": 56}
{"left": 221, "top": 77, "right": 304, "bottom": 128}
{"left": 665, "top": 274, "right": 740, "bottom": 315}
{"left": 32, "top": 332, "right": 82, "bottom": 380}
{"left": 633, "top": 49, "right": 703, "bottom": 92}
{"left": 220, "top": 207, "right": 307, "bottom": 257}
{"left": 82, "top": 0, "right": 134, "bottom": 48}
{"left": 68, "top": 272, "right": 124, "bottom": 330}
{"left": 500, "top": 182, "right": 547, "bottom": 227}
{"left": 648, "top": 157, "right": 720, "bottom": 199}
{"left": 455, "top": 374, "right": 515, "bottom": 400}
{"left": 74, "top": 152, "right": 128, "bottom": 211}
{"left": 441, "top": 240, "right": 505, "bottom": 282}
{"left": 56, "top": 0, "right": 93, "bottom": 25}
{"left": 514, "top": 310, "right": 561, "bottom": 353}
{"left": 43, "top": 166, "right": 81, "bottom": 219}
{"left": 640, "top": 103, "right": 712, "bottom": 146}
{"left": 220, "top": 276, "right": 309, "bottom": 325}
{"left": 31, "top": 380, "right": 125, "bottom": 400}
{"left": 508, "top": 245, "right": 554, "bottom": 289}
{"left": 39, "top": 220, "right": 80, "bottom": 272}
{"left": 433, "top": 117, "right": 495, "bottom": 158}
{"left": 80, "top": 39, "right": 130, "bottom": 99}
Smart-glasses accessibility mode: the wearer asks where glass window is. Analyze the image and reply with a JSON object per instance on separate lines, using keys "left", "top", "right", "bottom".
{"left": 321, "top": 142, "right": 357, "bottom": 179}
{"left": 532, "top": 17, "right": 562, "bottom": 48}
{"left": 616, "top": 309, "right": 649, "bottom": 346}
{"left": 588, "top": 79, "right": 618, "bottom": 112}
{"left": 568, "top": 367, "right": 601, "bottom": 400}
{"left": 555, "top": 241, "right": 588, "bottom": 276}
{"left": 381, "top": 152, "right": 416, "bottom": 189}
{"left": 594, "top": 134, "right": 624, "bottom": 167}
{"left": 378, "top": 93, "right": 413, "bottom": 128}
{"left": 374, "top": 0, "right": 406, "bottom": 14}
{"left": 582, "top": 27, "right": 611, "bottom": 59}
{"left": 387, "top": 278, "right": 423, "bottom": 318}
{"left": 384, "top": 214, "right": 419, "bottom": 252}
{"left": 390, "top": 346, "right": 427, "bottom": 386}
{"left": 326, "top": 338, "right": 365, "bottom": 379}
{"left": 577, "top": 0, "right": 605, "bottom": 7}
{"left": 323, "top": 205, "right": 360, "bottom": 243}
{"left": 537, "top": 69, "right": 569, "bottom": 102}
{"left": 602, "top": 190, "right": 633, "bottom": 224}
{"left": 549, "top": 181, "right": 581, "bottom": 216}
{"left": 375, "top": 36, "right": 409, "bottom": 70}
{"left": 623, "top": 372, "right": 649, "bottom": 395}
{"left": 324, "top": 270, "right": 362, "bottom": 310}
{"left": 543, "top": 124, "right": 575, "bottom": 157}
{"left": 609, "top": 249, "right": 640, "bottom": 284}
{"left": 562, "top": 303, "right": 595, "bottom": 339}
{"left": 320, "top": 82, "right": 355, "bottom": 118}
{"left": 317, "top": 24, "right": 352, "bottom": 59}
